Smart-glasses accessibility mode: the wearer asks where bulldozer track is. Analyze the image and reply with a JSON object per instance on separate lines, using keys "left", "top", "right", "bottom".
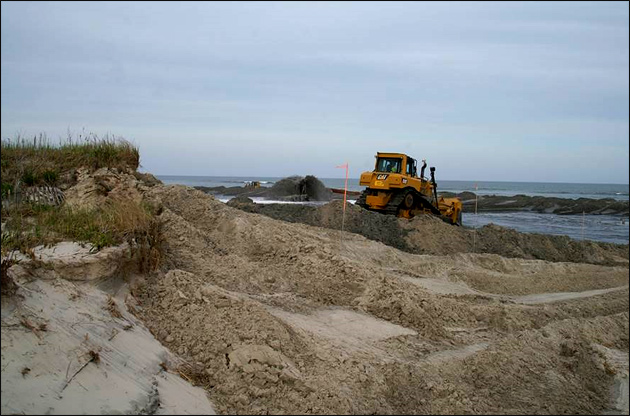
{"left": 414, "top": 192, "right": 442, "bottom": 216}
{"left": 384, "top": 191, "right": 407, "bottom": 215}
{"left": 386, "top": 189, "right": 441, "bottom": 216}
{"left": 356, "top": 189, "right": 369, "bottom": 209}
{"left": 356, "top": 189, "right": 442, "bottom": 218}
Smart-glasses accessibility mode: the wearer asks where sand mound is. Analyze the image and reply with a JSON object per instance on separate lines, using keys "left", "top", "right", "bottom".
{"left": 1, "top": 273, "right": 215, "bottom": 415}
{"left": 128, "top": 184, "right": 628, "bottom": 414}
{"left": 5, "top": 174, "right": 628, "bottom": 415}
{"left": 64, "top": 167, "right": 148, "bottom": 209}
{"left": 229, "top": 199, "right": 629, "bottom": 267}
{"left": 231, "top": 199, "right": 409, "bottom": 251}
{"left": 384, "top": 313, "right": 629, "bottom": 414}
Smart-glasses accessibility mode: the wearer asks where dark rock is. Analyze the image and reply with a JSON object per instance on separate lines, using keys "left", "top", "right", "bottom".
{"left": 265, "top": 175, "right": 331, "bottom": 201}
{"left": 458, "top": 192, "right": 628, "bottom": 216}
{"left": 227, "top": 195, "right": 258, "bottom": 212}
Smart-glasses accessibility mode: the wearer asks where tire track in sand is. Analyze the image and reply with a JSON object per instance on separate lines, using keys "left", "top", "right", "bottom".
{"left": 400, "top": 275, "right": 629, "bottom": 305}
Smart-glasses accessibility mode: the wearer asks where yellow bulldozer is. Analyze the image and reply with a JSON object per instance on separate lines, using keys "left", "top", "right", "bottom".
{"left": 356, "top": 152, "right": 462, "bottom": 225}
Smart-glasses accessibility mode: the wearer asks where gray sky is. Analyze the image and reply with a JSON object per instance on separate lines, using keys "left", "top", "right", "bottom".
{"left": 1, "top": 1, "right": 628, "bottom": 183}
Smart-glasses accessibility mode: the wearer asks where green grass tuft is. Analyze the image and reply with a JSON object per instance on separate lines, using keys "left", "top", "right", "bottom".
{"left": 1, "top": 132, "right": 139, "bottom": 190}
{"left": 42, "top": 169, "right": 59, "bottom": 185}
{"left": 2, "top": 200, "right": 155, "bottom": 251}
{"left": 2, "top": 199, "right": 164, "bottom": 271}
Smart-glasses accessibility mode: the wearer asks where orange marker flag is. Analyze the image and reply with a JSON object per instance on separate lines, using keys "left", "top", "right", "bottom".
{"left": 335, "top": 162, "right": 349, "bottom": 234}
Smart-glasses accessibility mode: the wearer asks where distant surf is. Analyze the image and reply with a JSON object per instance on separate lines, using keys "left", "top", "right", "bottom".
{"left": 157, "top": 175, "right": 629, "bottom": 245}
{"left": 157, "top": 175, "right": 629, "bottom": 202}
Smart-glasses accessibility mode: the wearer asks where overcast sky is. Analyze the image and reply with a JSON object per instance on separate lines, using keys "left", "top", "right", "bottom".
{"left": 1, "top": 1, "right": 628, "bottom": 183}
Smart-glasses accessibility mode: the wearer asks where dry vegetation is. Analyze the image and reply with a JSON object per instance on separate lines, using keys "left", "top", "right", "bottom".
{"left": 1, "top": 133, "right": 162, "bottom": 272}
{"left": 2, "top": 199, "right": 157, "bottom": 251}
{"left": 1, "top": 251, "right": 19, "bottom": 296}
{"left": 1, "top": 132, "right": 139, "bottom": 195}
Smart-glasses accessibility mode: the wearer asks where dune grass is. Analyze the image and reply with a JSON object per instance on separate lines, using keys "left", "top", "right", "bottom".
{"left": 3, "top": 199, "right": 152, "bottom": 249}
{"left": 2, "top": 199, "right": 163, "bottom": 270}
{"left": 1, "top": 132, "right": 162, "bottom": 271}
{"left": 1, "top": 241, "right": 19, "bottom": 296}
{"left": 1, "top": 132, "right": 139, "bottom": 192}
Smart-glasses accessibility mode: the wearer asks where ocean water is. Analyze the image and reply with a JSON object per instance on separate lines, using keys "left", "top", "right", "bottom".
{"left": 156, "top": 175, "right": 629, "bottom": 245}
{"left": 463, "top": 212, "right": 628, "bottom": 245}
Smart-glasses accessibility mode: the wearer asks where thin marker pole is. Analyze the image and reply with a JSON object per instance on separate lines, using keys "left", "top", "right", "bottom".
{"left": 342, "top": 162, "right": 348, "bottom": 234}
{"left": 473, "top": 183, "right": 478, "bottom": 253}
{"left": 335, "top": 162, "right": 349, "bottom": 246}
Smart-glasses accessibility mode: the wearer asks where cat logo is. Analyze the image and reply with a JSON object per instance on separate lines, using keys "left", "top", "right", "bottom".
{"left": 402, "top": 178, "right": 408, "bottom": 184}
{"left": 376, "top": 174, "right": 388, "bottom": 180}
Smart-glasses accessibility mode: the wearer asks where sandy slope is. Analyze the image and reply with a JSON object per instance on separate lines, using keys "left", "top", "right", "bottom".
{"left": 130, "top": 185, "right": 628, "bottom": 415}
{"left": 1, "top": 249, "right": 215, "bottom": 415}
{"left": 228, "top": 198, "right": 629, "bottom": 267}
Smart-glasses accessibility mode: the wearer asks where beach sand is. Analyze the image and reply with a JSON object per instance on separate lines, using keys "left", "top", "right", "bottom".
{"left": 1, "top": 250, "right": 215, "bottom": 415}
{"left": 2, "top": 169, "right": 628, "bottom": 415}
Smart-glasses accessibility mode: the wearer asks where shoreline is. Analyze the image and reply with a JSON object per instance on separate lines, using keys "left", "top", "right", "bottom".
{"left": 218, "top": 196, "right": 628, "bottom": 245}
{"left": 194, "top": 184, "right": 629, "bottom": 217}
{"left": 444, "top": 192, "right": 630, "bottom": 216}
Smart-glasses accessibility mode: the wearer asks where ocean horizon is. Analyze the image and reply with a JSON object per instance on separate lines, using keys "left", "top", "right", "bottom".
{"left": 155, "top": 175, "right": 629, "bottom": 201}
{"left": 155, "top": 174, "right": 629, "bottom": 245}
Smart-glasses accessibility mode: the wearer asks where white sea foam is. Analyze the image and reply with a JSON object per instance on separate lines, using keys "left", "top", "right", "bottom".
{"left": 218, "top": 196, "right": 356, "bottom": 205}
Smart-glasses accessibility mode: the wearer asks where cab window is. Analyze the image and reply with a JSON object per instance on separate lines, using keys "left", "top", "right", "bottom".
{"left": 376, "top": 157, "right": 402, "bottom": 173}
{"left": 406, "top": 158, "right": 417, "bottom": 176}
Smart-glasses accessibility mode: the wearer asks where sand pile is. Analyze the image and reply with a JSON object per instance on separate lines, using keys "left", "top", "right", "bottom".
{"left": 63, "top": 167, "right": 157, "bottom": 209}
{"left": 4, "top": 172, "right": 629, "bottom": 415}
{"left": 402, "top": 215, "right": 629, "bottom": 266}
{"left": 228, "top": 199, "right": 629, "bottom": 266}
{"left": 229, "top": 199, "right": 408, "bottom": 251}
{"left": 130, "top": 184, "right": 628, "bottom": 414}
{"left": 382, "top": 312, "right": 629, "bottom": 415}
{"left": 1, "top": 252, "right": 215, "bottom": 415}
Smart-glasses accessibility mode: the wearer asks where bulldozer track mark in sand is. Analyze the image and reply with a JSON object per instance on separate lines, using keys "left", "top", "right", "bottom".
{"left": 267, "top": 307, "right": 417, "bottom": 360}
{"left": 422, "top": 343, "right": 490, "bottom": 365}
{"left": 513, "top": 285, "right": 630, "bottom": 304}
{"left": 400, "top": 274, "right": 629, "bottom": 304}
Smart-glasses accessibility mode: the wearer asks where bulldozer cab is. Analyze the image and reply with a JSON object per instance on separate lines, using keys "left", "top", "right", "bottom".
{"left": 375, "top": 154, "right": 417, "bottom": 177}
